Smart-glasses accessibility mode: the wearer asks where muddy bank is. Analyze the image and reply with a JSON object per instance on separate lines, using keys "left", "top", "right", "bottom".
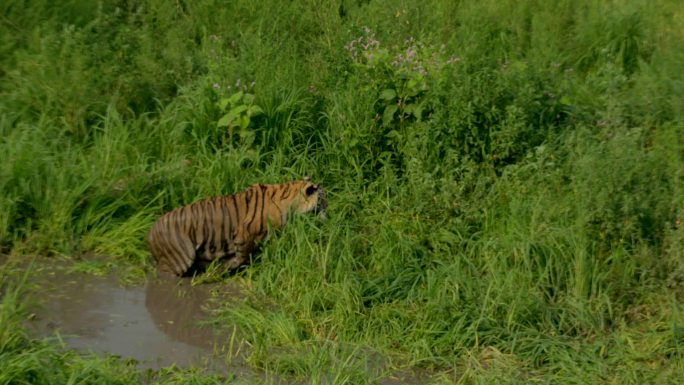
{"left": 16, "top": 260, "right": 435, "bottom": 384}
{"left": 23, "top": 262, "right": 241, "bottom": 373}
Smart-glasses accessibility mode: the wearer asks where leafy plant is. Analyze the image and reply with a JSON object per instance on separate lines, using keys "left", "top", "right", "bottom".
{"left": 347, "top": 30, "right": 453, "bottom": 129}
{"left": 217, "top": 90, "right": 264, "bottom": 145}
{"left": 345, "top": 29, "right": 457, "bottom": 171}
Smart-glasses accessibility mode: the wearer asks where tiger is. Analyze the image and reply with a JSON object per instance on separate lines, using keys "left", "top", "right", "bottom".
{"left": 147, "top": 177, "right": 327, "bottom": 276}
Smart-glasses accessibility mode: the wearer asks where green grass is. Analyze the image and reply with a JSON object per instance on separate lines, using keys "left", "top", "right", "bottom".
{"left": 1, "top": 0, "right": 683, "bottom": 383}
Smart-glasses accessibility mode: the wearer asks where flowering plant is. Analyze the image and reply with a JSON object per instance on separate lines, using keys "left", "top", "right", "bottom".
{"left": 346, "top": 28, "right": 458, "bottom": 129}
{"left": 216, "top": 80, "right": 262, "bottom": 145}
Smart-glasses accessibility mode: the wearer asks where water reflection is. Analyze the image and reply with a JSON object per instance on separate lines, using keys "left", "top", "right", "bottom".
{"left": 25, "top": 265, "right": 225, "bottom": 370}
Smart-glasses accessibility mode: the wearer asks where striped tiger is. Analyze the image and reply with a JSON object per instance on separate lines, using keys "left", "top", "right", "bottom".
{"left": 147, "top": 177, "right": 327, "bottom": 276}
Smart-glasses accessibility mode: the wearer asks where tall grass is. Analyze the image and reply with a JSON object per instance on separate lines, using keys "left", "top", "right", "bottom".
{"left": 1, "top": 0, "right": 683, "bottom": 383}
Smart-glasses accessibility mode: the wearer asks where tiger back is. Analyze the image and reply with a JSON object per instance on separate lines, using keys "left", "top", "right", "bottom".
{"left": 147, "top": 177, "right": 327, "bottom": 276}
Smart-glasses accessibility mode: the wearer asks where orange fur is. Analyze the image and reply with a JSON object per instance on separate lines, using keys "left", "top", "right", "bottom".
{"left": 147, "top": 178, "right": 326, "bottom": 276}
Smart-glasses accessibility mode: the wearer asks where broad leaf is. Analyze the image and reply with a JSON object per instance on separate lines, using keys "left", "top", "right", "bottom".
{"left": 383, "top": 104, "right": 398, "bottom": 125}
{"left": 243, "top": 93, "right": 255, "bottom": 105}
{"left": 239, "top": 115, "right": 250, "bottom": 129}
{"left": 228, "top": 91, "right": 244, "bottom": 106}
{"left": 247, "top": 105, "right": 264, "bottom": 116}
{"left": 217, "top": 113, "right": 236, "bottom": 128}
{"left": 379, "top": 88, "right": 397, "bottom": 101}
{"left": 229, "top": 105, "right": 248, "bottom": 115}
{"left": 218, "top": 98, "right": 231, "bottom": 110}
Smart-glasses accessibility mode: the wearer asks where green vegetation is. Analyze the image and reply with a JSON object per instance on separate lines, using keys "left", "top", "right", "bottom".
{"left": 1, "top": 0, "right": 683, "bottom": 383}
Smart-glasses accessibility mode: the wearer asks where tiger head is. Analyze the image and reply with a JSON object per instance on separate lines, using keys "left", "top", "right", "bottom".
{"left": 291, "top": 176, "right": 327, "bottom": 220}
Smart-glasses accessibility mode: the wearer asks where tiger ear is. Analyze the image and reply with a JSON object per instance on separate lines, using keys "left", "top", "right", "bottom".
{"left": 303, "top": 176, "right": 311, "bottom": 182}
{"left": 305, "top": 184, "right": 318, "bottom": 196}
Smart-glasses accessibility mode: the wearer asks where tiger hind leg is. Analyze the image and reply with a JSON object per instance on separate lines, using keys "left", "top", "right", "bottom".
{"left": 158, "top": 233, "right": 196, "bottom": 276}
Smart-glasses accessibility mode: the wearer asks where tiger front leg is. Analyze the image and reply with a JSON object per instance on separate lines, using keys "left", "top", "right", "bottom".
{"left": 224, "top": 236, "right": 253, "bottom": 270}
{"left": 224, "top": 255, "right": 248, "bottom": 270}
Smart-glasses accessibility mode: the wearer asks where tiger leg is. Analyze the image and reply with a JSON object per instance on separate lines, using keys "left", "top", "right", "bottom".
{"left": 159, "top": 233, "right": 196, "bottom": 276}
{"left": 157, "top": 263, "right": 178, "bottom": 278}
{"left": 224, "top": 234, "right": 253, "bottom": 270}
{"left": 224, "top": 254, "right": 248, "bottom": 269}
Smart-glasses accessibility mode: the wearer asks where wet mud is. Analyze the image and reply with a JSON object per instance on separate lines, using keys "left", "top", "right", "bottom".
{"left": 24, "top": 263, "right": 239, "bottom": 373}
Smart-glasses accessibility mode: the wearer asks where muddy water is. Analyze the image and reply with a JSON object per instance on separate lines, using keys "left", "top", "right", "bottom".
{"left": 25, "top": 263, "right": 239, "bottom": 372}
{"left": 21, "top": 261, "right": 434, "bottom": 384}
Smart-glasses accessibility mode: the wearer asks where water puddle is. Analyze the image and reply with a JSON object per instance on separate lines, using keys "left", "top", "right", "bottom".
{"left": 18, "top": 260, "right": 435, "bottom": 384}
{"left": 24, "top": 262, "right": 241, "bottom": 374}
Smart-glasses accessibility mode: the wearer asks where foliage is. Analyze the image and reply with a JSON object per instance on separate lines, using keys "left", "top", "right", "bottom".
{"left": 216, "top": 86, "right": 263, "bottom": 146}
{"left": 1, "top": 0, "right": 683, "bottom": 383}
{"left": 345, "top": 28, "right": 456, "bottom": 171}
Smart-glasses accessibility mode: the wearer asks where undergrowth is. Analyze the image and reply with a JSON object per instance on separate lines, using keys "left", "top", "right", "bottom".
{"left": 1, "top": 0, "right": 683, "bottom": 383}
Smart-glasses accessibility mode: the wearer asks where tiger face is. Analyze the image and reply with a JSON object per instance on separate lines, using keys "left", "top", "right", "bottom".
{"left": 289, "top": 177, "right": 328, "bottom": 220}
{"left": 147, "top": 177, "right": 327, "bottom": 277}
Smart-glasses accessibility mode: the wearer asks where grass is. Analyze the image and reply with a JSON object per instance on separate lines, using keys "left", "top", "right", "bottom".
{"left": 1, "top": 0, "right": 683, "bottom": 383}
